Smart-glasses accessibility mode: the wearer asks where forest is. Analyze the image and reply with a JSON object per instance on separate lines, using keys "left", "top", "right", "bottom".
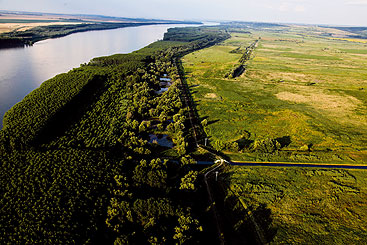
{"left": 0, "top": 27, "right": 230, "bottom": 243}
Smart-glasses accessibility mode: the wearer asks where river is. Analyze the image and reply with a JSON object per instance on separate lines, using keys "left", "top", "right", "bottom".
{"left": 0, "top": 23, "right": 208, "bottom": 127}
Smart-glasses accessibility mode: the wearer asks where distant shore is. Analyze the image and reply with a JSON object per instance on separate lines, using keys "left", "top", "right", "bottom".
{"left": 0, "top": 21, "right": 201, "bottom": 48}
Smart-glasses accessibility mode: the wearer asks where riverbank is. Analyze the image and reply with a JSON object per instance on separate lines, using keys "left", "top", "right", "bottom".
{"left": 0, "top": 21, "right": 201, "bottom": 48}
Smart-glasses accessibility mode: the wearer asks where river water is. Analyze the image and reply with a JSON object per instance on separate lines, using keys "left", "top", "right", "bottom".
{"left": 0, "top": 23, "right": 204, "bottom": 127}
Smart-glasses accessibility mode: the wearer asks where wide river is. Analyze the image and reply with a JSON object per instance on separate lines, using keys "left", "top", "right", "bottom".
{"left": 0, "top": 23, "right": 205, "bottom": 127}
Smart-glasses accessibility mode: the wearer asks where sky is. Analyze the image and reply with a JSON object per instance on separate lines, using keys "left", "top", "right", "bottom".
{"left": 1, "top": 0, "right": 367, "bottom": 26}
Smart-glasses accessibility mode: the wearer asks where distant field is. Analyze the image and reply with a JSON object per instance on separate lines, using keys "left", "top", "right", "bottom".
{"left": 0, "top": 19, "right": 81, "bottom": 23}
{"left": 0, "top": 12, "right": 197, "bottom": 34}
{"left": 0, "top": 14, "right": 84, "bottom": 33}
{"left": 223, "top": 166, "right": 367, "bottom": 244}
{"left": 0, "top": 22, "right": 82, "bottom": 33}
{"left": 183, "top": 25, "right": 367, "bottom": 163}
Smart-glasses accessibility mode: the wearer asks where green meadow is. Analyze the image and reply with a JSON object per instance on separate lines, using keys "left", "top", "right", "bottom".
{"left": 182, "top": 26, "right": 367, "bottom": 163}
{"left": 183, "top": 25, "right": 367, "bottom": 243}
{"left": 223, "top": 166, "right": 367, "bottom": 244}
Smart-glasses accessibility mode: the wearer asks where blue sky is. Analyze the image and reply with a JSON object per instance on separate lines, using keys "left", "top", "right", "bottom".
{"left": 1, "top": 0, "right": 367, "bottom": 26}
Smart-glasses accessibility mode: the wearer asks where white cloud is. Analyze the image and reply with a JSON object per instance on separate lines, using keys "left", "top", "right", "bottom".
{"left": 345, "top": 0, "right": 367, "bottom": 5}
{"left": 295, "top": 5, "right": 306, "bottom": 12}
{"left": 279, "top": 2, "right": 290, "bottom": 11}
{"left": 264, "top": 1, "right": 306, "bottom": 12}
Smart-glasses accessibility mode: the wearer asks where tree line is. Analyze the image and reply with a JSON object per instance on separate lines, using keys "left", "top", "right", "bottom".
{"left": 225, "top": 39, "right": 259, "bottom": 78}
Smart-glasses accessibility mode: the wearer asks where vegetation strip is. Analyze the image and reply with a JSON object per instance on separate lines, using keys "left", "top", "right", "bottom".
{"left": 225, "top": 39, "right": 259, "bottom": 78}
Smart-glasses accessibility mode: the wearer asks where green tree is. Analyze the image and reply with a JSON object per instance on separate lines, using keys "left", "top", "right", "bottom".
{"left": 252, "top": 138, "right": 281, "bottom": 153}
{"left": 179, "top": 171, "right": 198, "bottom": 190}
{"left": 213, "top": 139, "right": 226, "bottom": 151}
{"left": 173, "top": 214, "right": 203, "bottom": 244}
{"left": 201, "top": 119, "right": 208, "bottom": 127}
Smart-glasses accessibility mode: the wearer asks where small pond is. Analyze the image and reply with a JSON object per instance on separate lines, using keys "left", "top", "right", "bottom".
{"left": 160, "top": 77, "right": 172, "bottom": 82}
{"left": 155, "top": 76, "right": 172, "bottom": 94}
{"left": 149, "top": 134, "right": 174, "bottom": 148}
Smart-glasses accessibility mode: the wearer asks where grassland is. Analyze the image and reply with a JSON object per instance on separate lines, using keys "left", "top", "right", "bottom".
{"left": 182, "top": 24, "right": 367, "bottom": 243}
{"left": 182, "top": 25, "right": 367, "bottom": 163}
{"left": 222, "top": 166, "right": 367, "bottom": 244}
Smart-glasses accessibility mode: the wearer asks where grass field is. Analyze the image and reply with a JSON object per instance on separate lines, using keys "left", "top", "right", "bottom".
{"left": 183, "top": 24, "right": 367, "bottom": 243}
{"left": 182, "top": 25, "right": 367, "bottom": 163}
{"left": 223, "top": 166, "right": 367, "bottom": 244}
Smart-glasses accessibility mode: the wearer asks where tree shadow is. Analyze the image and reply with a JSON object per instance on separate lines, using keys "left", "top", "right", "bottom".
{"left": 236, "top": 138, "right": 254, "bottom": 149}
{"left": 236, "top": 130, "right": 253, "bottom": 149}
{"left": 252, "top": 204, "right": 278, "bottom": 243}
{"left": 33, "top": 75, "right": 107, "bottom": 146}
{"left": 275, "top": 136, "right": 291, "bottom": 148}
{"left": 207, "top": 119, "right": 220, "bottom": 126}
{"left": 223, "top": 193, "right": 277, "bottom": 244}
{"left": 199, "top": 144, "right": 231, "bottom": 162}
{"left": 219, "top": 171, "right": 277, "bottom": 244}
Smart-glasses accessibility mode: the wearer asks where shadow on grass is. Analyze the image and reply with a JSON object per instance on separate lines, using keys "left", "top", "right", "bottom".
{"left": 199, "top": 144, "right": 232, "bottom": 162}
{"left": 236, "top": 130, "right": 254, "bottom": 150}
{"left": 208, "top": 119, "right": 220, "bottom": 126}
{"left": 251, "top": 204, "right": 278, "bottom": 243}
{"left": 191, "top": 90, "right": 198, "bottom": 95}
{"left": 229, "top": 201, "right": 277, "bottom": 244}
{"left": 220, "top": 172, "right": 277, "bottom": 244}
{"left": 276, "top": 136, "right": 291, "bottom": 148}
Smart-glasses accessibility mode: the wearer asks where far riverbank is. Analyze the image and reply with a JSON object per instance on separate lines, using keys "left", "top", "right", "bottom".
{"left": 0, "top": 21, "right": 201, "bottom": 48}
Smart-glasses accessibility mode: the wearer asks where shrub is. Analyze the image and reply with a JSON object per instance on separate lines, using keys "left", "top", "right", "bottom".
{"left": 252, "top": 138, "right": 281, "bottom": 153}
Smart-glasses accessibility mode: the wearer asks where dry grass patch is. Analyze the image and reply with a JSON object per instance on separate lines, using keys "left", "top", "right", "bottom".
{"left": 276, "top": 90, "right": 367, "bottom": 127}
{"left": 204, "top": 93, "right": 218, "bottom": 99}
{"left": 315, "top": 27, "right": 355, "bottom": 38}
{"left": 331, "top": 37, "right": 367, "bottom": 44}
{"left": 266, "top": 72, "right": 313, "bottom": 83}
{"left": 252, "top": 56, "right": 271, "bottom": 62}
{"left": 249, "top": 109, "right": 326, "bottom": 146}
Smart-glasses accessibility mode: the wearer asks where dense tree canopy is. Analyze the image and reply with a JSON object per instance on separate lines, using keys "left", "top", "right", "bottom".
{"left": 0, "top": 26, "right": 229, "bottom": 243}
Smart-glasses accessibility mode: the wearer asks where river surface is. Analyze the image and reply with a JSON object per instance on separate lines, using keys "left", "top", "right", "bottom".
{"left": 0, "top": 23, "right": 208, "bottom": 127}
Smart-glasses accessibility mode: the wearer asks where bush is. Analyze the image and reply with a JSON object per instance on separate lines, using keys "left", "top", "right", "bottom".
{"left": 228, "top": 142, "right": 240, "bottom": 152}
{"left": 252, "top": 138, "right": 281, "bottom": 153}
{"left": 213, "top": 139, "right": 226, "bottom": 151}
